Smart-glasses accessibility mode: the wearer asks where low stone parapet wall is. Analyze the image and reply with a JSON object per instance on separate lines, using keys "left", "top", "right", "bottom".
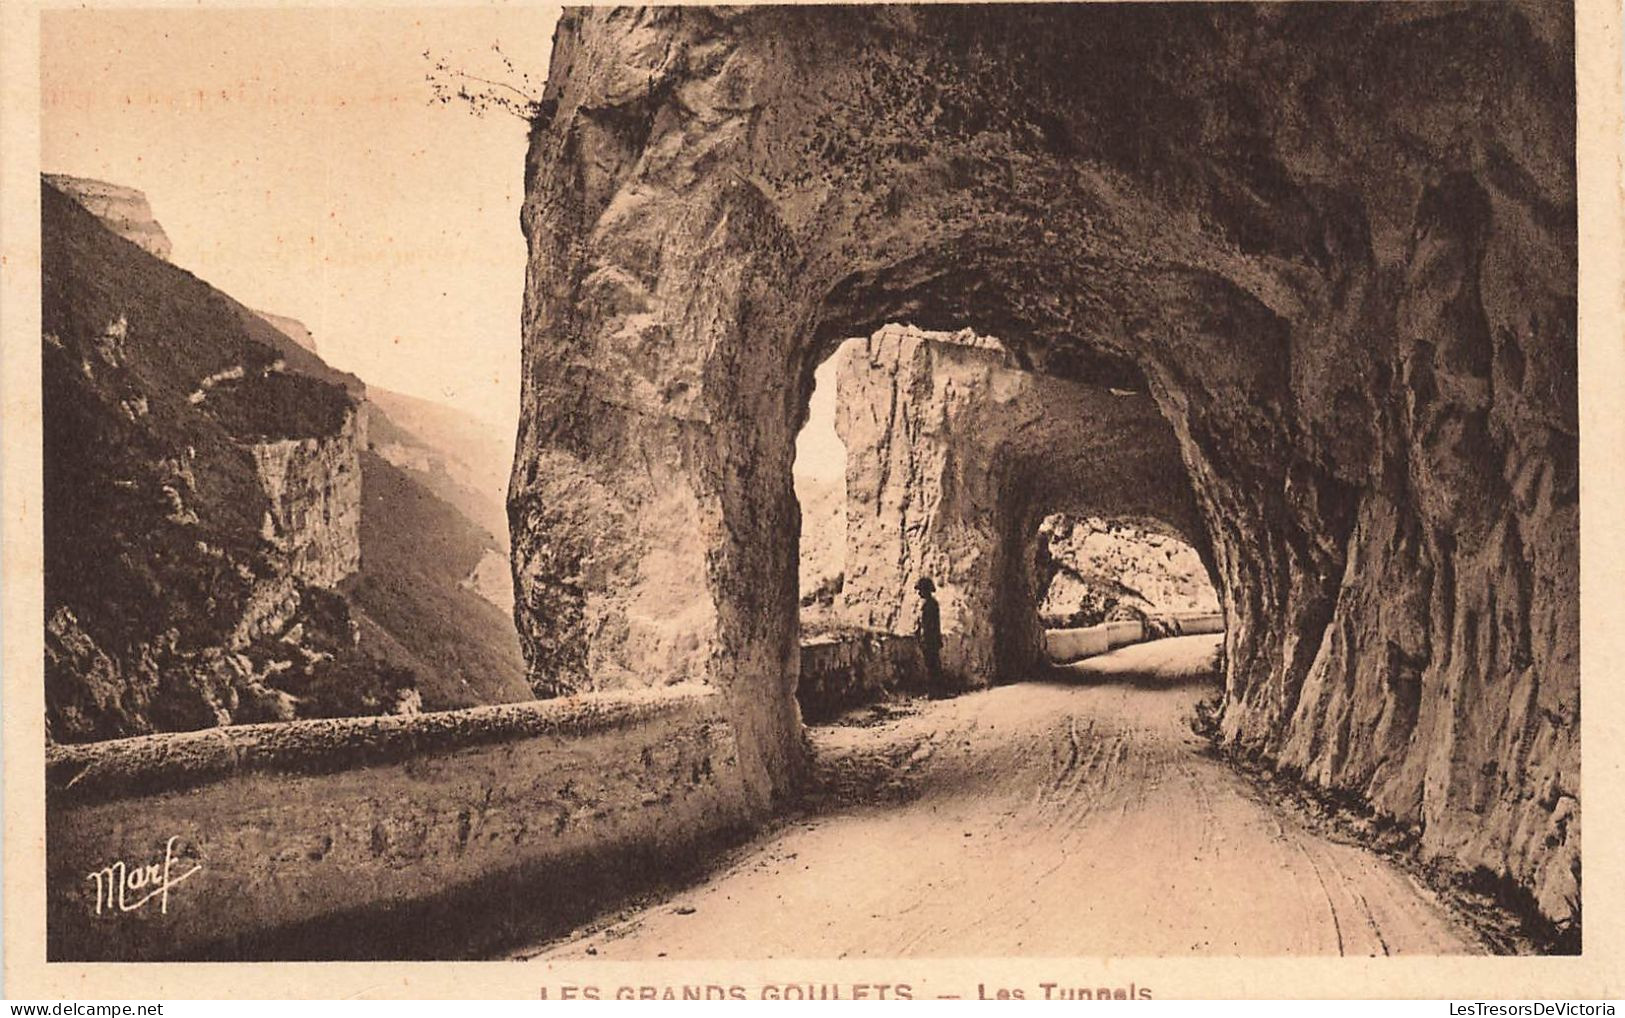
{"left": 46, "top": 685, "right": 750, "bottom": 961}
{"left": 1044, "top": 624, "right": 1114, "bottom": 662}
{"left": 1157, "top": 610, "right": 1224, "bottom": 637}
{"left": 797, "top": 631, "right": 929, "bottom": 722}
{"left": 1044, "top": 611, "right": 1225, "bottom": 664}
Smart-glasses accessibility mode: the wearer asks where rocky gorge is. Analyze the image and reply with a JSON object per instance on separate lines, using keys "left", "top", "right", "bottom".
{"left": 510, "top": 1, "right": 1578, "bottom": 931}
{"left": 42, "top": 176, "right": 529, "bottom": 740}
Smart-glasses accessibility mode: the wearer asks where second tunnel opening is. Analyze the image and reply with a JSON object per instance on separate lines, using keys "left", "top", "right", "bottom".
{"left": 791, "top": 323, "right": 1224, "bottom": 721}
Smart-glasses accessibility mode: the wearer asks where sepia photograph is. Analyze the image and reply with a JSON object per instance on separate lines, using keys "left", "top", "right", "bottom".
{"left": 3, "top": 0, "right": 1619, "bottom": 1001}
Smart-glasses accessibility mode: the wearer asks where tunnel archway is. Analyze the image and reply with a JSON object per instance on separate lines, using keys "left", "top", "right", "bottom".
{"left": 511, "top": 3, "right": 1577, "bottom": 923}
{"left": 825, "top": 324, "right": 1211, "bottom": 689}
{"left": 790, "top": 321, "right": 1211, "bottom": 701}
{"left": 1033, "top": 514, "right": 1220, "bottom": 633}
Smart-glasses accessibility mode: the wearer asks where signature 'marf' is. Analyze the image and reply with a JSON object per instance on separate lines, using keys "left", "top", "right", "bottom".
{"left": 85, "top": 836, "right": 201, "bottom": 916}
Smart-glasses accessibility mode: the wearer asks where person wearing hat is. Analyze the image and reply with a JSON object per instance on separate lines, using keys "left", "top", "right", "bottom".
{"left": 915, "top": 577, "right": 943, "bottom": 696}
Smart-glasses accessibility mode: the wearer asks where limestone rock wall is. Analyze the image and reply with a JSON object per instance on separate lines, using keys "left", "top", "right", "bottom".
{"left": 795, "top": 473, "right": 846, "bottom": 611}
{"left": 516, "top": 3, "right": 1577, "bottom": 922}
{"left": 1038, "top": 515, "right": 1220, "bottom": 629}
{"left": 249, "top": 406, "right": 364, "bottom": 588}
{"left": 253, "top": 310, "right": 319, "bottom": 354}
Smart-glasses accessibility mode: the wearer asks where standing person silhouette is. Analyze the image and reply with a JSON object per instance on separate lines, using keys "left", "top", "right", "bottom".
{"left": 915, "top": 577, "right": 944, "bottom": 697}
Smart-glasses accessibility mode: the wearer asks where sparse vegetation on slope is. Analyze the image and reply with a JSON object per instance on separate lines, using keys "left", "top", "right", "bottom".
{"left": 344, "top": 451, "right": 530, "bottom": 709}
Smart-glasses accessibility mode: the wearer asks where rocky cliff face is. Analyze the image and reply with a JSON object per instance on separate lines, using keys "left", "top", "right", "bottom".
{"left": 253, "top": 309, "right": 319, "bottom": 354}
{"left": 795, "top": 476, "right": 845, "bottom": 607}
{"left": 43, "top": 177, "right": 528, "bottom": 738}
{"left": 43, "top": 174, "right": 173, "bottom": 261}
{"left": 1038, "top": 515, "right": 1220, "bottom": 629}
{"left": 249, "top": 407, "right": 365, "bottom": 588}
{"left": 516, "top": 3, "right": 1577, "bottom": 921}
{"left": 42, "top": 179, "right": 375, "bottom": 739}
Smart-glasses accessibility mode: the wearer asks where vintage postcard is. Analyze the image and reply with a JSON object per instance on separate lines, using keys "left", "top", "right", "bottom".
{"left": 3, "top": 0, "right": 1622, "bottom": 1000}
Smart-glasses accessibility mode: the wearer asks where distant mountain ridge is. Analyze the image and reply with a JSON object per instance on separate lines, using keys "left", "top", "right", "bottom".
{"left": 364, "top": 387, "right": 514, "bottom": 616}
{"left": 364, "top": 386, "right": 511, "bottom": 549}
{"left": 252, "top": 309, "right": 319, "bottom": 355}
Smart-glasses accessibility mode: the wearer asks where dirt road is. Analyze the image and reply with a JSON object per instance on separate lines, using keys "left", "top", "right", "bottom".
{"left": 521, "top": 635, "right": 1480, "bottom": 959}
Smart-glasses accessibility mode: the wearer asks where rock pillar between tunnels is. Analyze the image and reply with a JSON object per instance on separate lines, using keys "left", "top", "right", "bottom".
{"left": 512, "top": 50, "right": 816, "bottom": 804}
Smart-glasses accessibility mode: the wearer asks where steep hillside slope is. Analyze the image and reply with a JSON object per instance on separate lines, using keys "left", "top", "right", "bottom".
{"left": 43, "top": 177, "right": 529, "bottom": 738}
{"left": 365, "top": 386, "right": 511, "bottom": 544}
{"left": 364, "top": 387, "right": 516, "bottom": 616}
{"left": 237, "top": 307, "right": 364, "bottom": 398}
{"left": 42, "top": 180, "right": 380, "bottom": 739}
{"left": 343, "top": 450, "right": 530, "bottom": 708}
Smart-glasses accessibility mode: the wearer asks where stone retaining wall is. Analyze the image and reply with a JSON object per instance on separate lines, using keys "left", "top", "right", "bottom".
{"left": 46, "top": 685, "right": 750, "bottom": 960}
{"left": 1045, "top": 612, "right": 1225, "bottom": 665}
{"left": 797, "top": 632, "right": 929, "bottom": 722}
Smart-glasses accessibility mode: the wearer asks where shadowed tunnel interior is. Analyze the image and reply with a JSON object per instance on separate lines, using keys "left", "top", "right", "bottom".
{"left": 509, "top": 1, "right": 1577, "bottom": 931}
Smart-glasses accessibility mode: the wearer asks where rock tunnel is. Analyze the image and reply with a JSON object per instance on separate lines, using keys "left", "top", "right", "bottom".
{"left": 509, "top": 3, "right": 1578, "bottom": 923}
{"left": 832, "top": 325, "right": 1213, "bottom": 688}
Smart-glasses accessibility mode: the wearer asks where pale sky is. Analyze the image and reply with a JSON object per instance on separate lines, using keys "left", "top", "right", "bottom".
{"left": 42, "top": 5, "right": 853, "bottom": 485}
{"left": 41, "top": 6, "right": 563, "bottom": 436}
{"left": 795, "top": 340, "right": 856, "bottom": 484}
